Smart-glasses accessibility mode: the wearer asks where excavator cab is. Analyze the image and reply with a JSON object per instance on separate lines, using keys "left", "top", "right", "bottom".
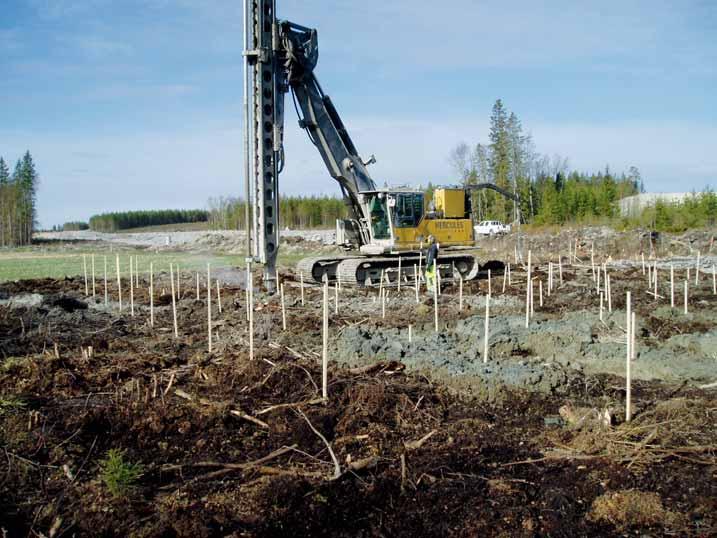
{"left": 359, "top": 188, "right": 474, "bottom": 255}
{"left": 368, "top": 195, "right": 390, "bottom": 240}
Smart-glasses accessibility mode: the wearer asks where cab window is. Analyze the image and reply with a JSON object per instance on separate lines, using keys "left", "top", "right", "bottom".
{"left": 393, "top": 192, "right": 424, "bottom": 228}
{"left": 369, "top": 196, "right": 391, "bottom": 239}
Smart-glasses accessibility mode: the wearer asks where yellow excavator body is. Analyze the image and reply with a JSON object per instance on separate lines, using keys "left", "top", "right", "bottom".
{"left": 392, "top": 187, "right": 474, "bottom": 249}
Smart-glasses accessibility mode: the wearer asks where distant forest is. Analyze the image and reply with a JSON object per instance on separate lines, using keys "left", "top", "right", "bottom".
{"left": 0, "top": 152, "right": 38, "bottom": 247}
{"left": 207, "top": 196, "right": 347, "bottom": 231}
{"left": 88, "top": 209, "right": 208, "bottom": 232}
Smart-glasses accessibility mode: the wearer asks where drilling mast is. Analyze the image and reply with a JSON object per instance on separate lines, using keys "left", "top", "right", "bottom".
{"left": 244, "top": 0, "right": 282, "bottom": 292}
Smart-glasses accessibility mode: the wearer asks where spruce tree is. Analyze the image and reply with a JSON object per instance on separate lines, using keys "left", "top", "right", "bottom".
{"left": 555, "top": 172, "right": 564, "bottom": 192}
{"left": 12, "top": 159, "right": 21, "bottom": 181}
{"left": 19, "top": 151, "right": 38, "bottom": 243}
{"left": 0, "top": 158, "right": 9, "bottom": 184}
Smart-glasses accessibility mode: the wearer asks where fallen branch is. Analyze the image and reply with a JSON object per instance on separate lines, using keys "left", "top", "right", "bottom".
{"left": 296, "top": 409, "right": 341, "bottom": 480}
{"left": 283, "top": 362, "right": 320, "bottom": 394}
{"left": 284, "top": 345, "right": 307, "bottom": 359}
{"left": 347, "top": 455, "right": 379, "bottom": 472}
{"left": 348, "top": 361, "right": 405, "bottom": 376}
{"left": 255, "top": 397, "right": 325, "bottom": 416}
{"left": 404, "top": 429, "right": 437, "bottom": 451}
{"left": 348, "top": 362, "right": 388, "bottom": 375}
{"left": 229, "top": 409, "right": 270, "bottom": 429}
{"left": 174, "top": 389, "right": 269, "bottom": 428}
{"left": 174, "top": 389, "right": 193, "bottom": 401}
{"left": 499, "top": 451, "right": 601, "bottom": 467}
{"left": 163, "top": 372, "right": 176, "bottom": 396}
{"left": 161, "top": 444, "right": 297, "bottom": 475}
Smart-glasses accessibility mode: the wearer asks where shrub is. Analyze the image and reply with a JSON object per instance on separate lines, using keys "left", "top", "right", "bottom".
{"left": 99, "top": 449, "right": 143, "bottom": 497}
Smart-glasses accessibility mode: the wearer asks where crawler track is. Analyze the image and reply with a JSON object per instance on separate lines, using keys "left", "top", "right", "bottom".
{"left": 299, "top": 251, "right": 481, "bottom": 286}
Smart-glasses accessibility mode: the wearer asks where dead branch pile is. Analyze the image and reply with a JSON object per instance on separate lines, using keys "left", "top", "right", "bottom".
{"left": 561, "top": 397, "right": 717, "bottom": 469}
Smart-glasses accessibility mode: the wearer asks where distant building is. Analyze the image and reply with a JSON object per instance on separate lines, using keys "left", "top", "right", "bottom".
{"left": 618, "top": 193, "right": 695, "bottom": 217}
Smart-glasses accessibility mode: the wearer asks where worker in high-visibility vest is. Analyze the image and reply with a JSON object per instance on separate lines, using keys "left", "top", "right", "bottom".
{"left": 425, "top": 235, "right": 439, "bottom": 293}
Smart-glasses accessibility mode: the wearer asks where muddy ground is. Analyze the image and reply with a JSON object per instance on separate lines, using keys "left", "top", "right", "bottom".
{"left": 1, "top": 238, "right": 717, "bottom": 537}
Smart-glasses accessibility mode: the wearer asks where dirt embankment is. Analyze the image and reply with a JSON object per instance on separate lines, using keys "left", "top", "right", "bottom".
{"left": 34, "top": 229, "right": 337, "bottom": 252}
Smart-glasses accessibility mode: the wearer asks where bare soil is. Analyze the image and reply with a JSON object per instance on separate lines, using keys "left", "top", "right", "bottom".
{"left": 1, "top": 236, "right": 717, "bottom": 537}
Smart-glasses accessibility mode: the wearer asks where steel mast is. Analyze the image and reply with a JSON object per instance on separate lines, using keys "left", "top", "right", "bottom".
{"left": 244, "top": 0, "right": 281, "bottom": 292}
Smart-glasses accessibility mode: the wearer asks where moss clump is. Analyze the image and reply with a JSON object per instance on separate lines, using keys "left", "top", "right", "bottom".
{"left": 588, "top": 490, "right": 685, "bottom": 530}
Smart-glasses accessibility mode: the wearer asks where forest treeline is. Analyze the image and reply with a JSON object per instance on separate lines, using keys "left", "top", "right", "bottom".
{"left": 88, "top": 209, "right": 208, "bottom": 232}
{"left": 448, "top": 99, "right": 643, "bottom": 225}
{"left": 0, "top": 152, "right": 38, "bottom": 247}
{"left": 62, "top": 222, "right": 89, "bottom": 231}
{"left": 207, "top": 196, "right": 347, "bottom": 230}
{"left": 625, "top": 192, "right": 717, "bottom": 232}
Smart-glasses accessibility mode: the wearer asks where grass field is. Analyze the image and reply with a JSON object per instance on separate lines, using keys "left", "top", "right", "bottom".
{"left": 0, "top": 249, "right": 308, "bottom": 282}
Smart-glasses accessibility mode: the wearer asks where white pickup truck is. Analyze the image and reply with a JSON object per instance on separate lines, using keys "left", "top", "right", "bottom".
{"left": 474, "top": 220, "right": 511, "bottom": 236}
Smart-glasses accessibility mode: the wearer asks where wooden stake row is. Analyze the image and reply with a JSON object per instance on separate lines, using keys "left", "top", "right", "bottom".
{"left": 74, "top": 244, "right": 714, "bottom": 407}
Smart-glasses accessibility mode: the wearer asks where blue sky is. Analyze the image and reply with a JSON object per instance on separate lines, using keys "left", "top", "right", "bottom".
{"left": 1, "top": 0, "right": 715, "bottom": 227}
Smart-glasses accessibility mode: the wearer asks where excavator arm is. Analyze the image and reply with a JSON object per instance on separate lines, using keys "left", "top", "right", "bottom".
{"left": 464, "top": 183, "right": 523, "bottom": 224}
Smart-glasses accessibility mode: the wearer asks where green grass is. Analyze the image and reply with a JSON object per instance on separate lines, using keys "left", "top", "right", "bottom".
{"left": 0, "top": 247, "right": 309, "bottom": 282}
{"left": 0, "top": 395, "right": 26, "bottom": 415}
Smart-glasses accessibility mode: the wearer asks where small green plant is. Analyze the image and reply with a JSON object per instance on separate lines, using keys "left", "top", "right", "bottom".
{"left": 0, "top": 395, "right": 26, "bottom": 415}
{"left": 99, "top": 449, "right": 143, "bottom": 498}
{"left": 0, "top": 357, "right": 28, "bottom": 374}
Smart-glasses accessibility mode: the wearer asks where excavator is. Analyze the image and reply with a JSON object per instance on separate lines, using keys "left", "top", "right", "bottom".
{"left": 243, "top": 1, "right": 520, "bottom": 290}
